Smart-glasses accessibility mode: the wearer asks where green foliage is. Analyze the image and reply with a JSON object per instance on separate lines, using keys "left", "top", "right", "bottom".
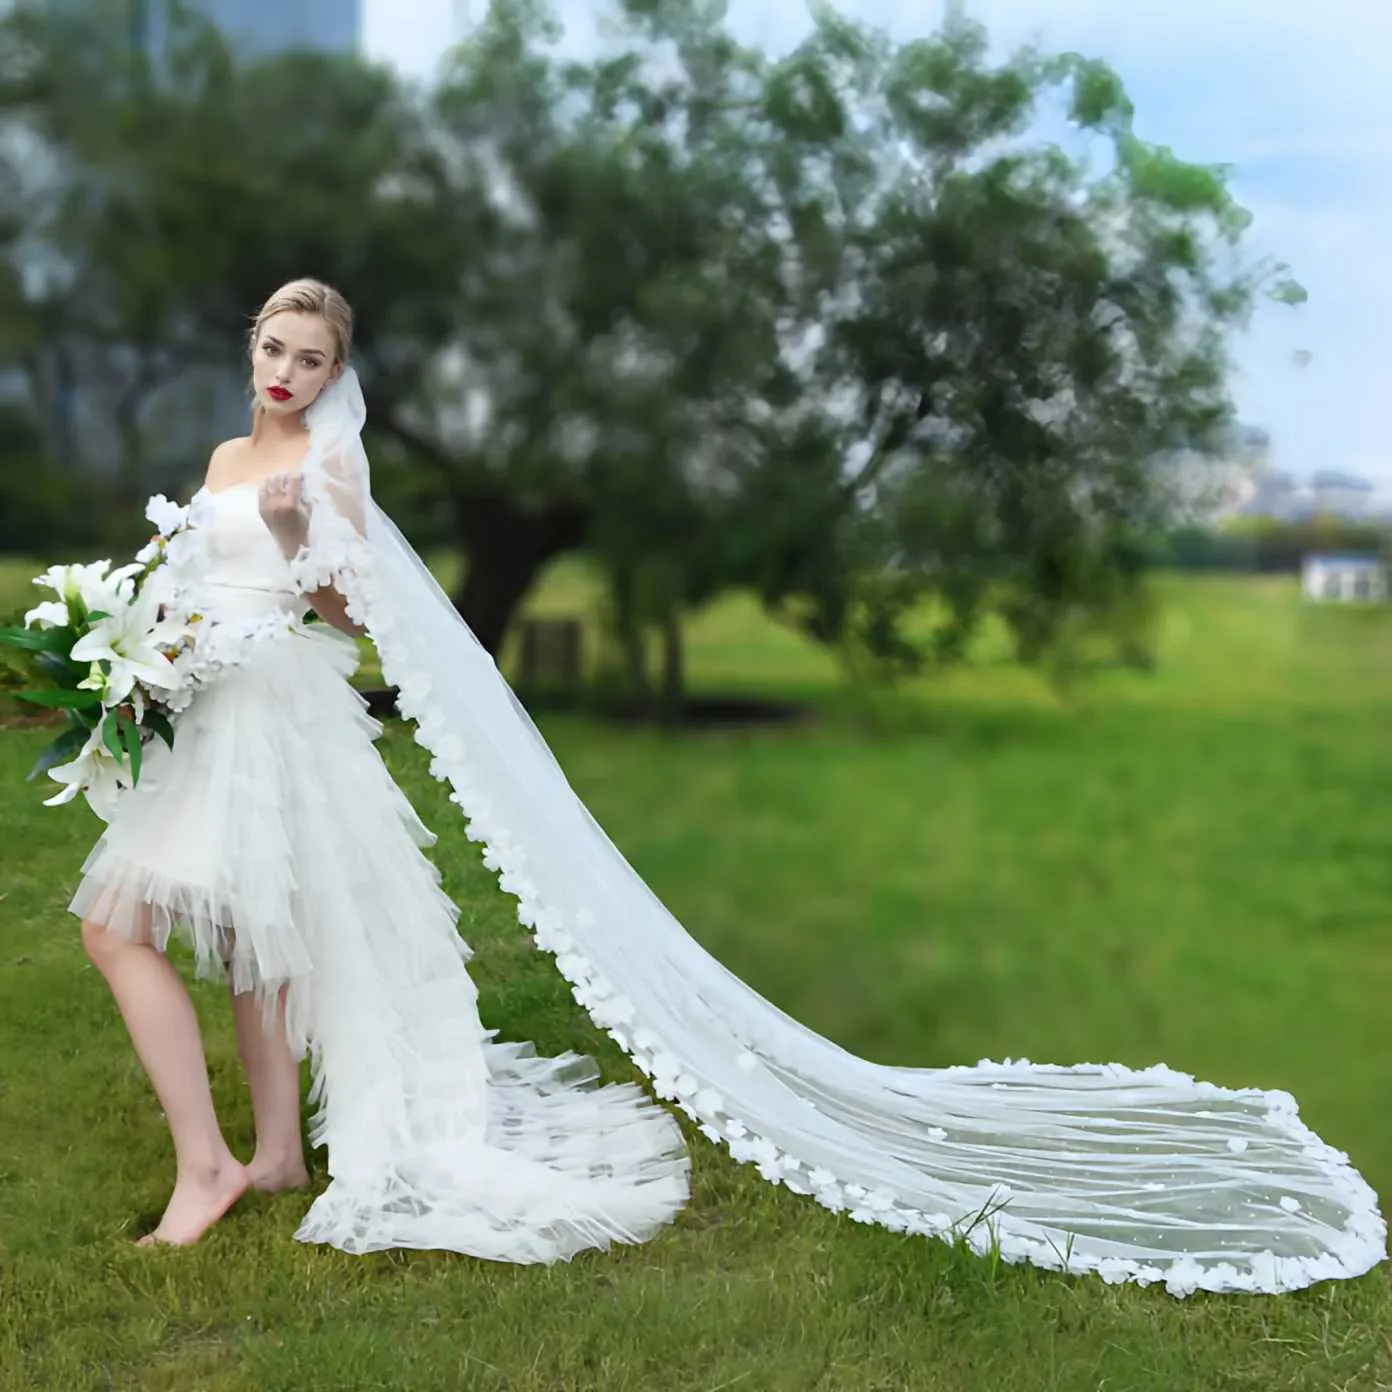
{"left": 1159, "top": 516, "right": 1392, "bottom": 574}
{"left": 0, "top": 611, "right": 31, "bottom": 722}
{"left": 0, "top": 548, "right": 191, "bottom": 790}
{"left": 0, "top": 0, "right": 1301, "bottom": 708}
{"left": 0, "top": 616, "right": 101, "bottom": 784}
{"left": 0, "top": 405, "right": 99, "bottom": 556}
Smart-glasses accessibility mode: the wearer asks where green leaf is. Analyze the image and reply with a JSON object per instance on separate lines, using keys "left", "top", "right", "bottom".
{"left": 0, "top": 625, "right": 73, "bottom": 655}
{"left": 102, "top": 709, "right": 123, "bottom": 761}
{"left": 144, "top": 710, "right": 176, "bottom": 750}
{"left": 86, "top": 610, "right": 111, "bottom": 622}
{"left": 34, "top": 651, "right": 83, "bottom": 689}
{"left": 1066, "top": 57, "right": 1133, "bottom": 132}
{"left": 26, "top": 725, "right": 93, "bottom": 783}
{"left": 119, "top": 714, "right": 142, "bottom": 787}
{"left": 62, "top": 706, "right": 99, "bottom": 739}
{"left": 17, "top": 687, "right": 103, "bottom": 711}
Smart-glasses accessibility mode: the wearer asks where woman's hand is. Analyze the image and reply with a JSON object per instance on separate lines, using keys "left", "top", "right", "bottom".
{"left": 257, "top": 472, "right": 311, "bottom": 559}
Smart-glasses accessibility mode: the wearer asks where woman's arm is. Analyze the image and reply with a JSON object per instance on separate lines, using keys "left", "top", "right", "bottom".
{"left": 300, "top": 580, "right": 365, "bottom": 638}
{"left": 257, "top": 472, "right": 367, "bottom": 638}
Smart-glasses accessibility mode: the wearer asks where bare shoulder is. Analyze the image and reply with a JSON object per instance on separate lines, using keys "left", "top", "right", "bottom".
{"left": 201, "top": 437, "right": 251, "bottom": 492}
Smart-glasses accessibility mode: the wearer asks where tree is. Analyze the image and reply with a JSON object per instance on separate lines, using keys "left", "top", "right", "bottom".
{"left": 726, "top": 12, "right": 1302, "bottom": 681}
{"left": 1, "top": 0, "right": 1299, "bottom": 699}
{"left": 0, "top": 1, "right": 461, "bottom": 530}
{"left": 502, "top": 0, "right": 1301, "bottom": 696}
{"left": 369, "top": 0, "right": 804, "bottom": 662}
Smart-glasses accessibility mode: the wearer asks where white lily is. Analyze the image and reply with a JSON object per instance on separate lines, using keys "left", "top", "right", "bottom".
{"left": 24, "top": 599, "right": 70, "bottom": 630}
{"left": 34, "top": 560, "right": 115, "bottom": 605}
{"left": 69, "top": 582, "right": 193, "bottom": 706}
{"left": 43, "top": 726, "right": 130, "bottom": 821}
{"left": 32, "top": 559, "right": 144, "bottom": 626}
{"left": 145, "top": 493, "right": 188, "bottom": 538}
{"left": 27, "top": 562, "right": 123, "bottom": 631}
{"left": 93, "top": 562, "right": 146, "bottom": 609}
{"left": 33, "top": 560, "right": 107, "bottom": 601}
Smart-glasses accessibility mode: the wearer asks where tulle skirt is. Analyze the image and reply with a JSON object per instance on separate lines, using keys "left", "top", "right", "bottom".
{"left": 71, "top": 612, "right": 690, "bottom": 1260}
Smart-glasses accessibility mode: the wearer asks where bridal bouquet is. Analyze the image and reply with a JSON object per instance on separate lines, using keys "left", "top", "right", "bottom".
{"left": 0, "top": 495, "right": 199, "bottom": 818}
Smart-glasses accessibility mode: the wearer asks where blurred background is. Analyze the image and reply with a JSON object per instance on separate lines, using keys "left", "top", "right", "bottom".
{"left": 2, "top": 2, "right": 1392, "bottom": 1385}
{"left": 2, "top": 0, "right": 1390, "bottom": 700}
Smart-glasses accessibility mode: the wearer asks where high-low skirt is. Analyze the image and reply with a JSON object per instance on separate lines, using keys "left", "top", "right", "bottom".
{"left": 71, "top": 596, "right": 689, "bottom": 1261}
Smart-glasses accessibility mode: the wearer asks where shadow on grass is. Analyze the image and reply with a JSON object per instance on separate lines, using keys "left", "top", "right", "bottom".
{"left": 359, "top": 681, "right": 1085, "bottom": 757}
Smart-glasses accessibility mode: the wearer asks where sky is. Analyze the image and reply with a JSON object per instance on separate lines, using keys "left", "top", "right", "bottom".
{"left": 362, "top": 0, "right": 1392, "bottom": 486}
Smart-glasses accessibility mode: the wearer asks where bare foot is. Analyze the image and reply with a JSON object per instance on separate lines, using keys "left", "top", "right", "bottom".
{"left": 247, "top": 1157, "right": 310, "bottom": 1194}
{"left": 138, "top": 1160, "right": 249, "bottom": 1246}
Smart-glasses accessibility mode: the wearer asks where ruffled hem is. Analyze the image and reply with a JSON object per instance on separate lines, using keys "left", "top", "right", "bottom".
{"left": 72, "top": 849, "right": 263, "bottom": 985}
{"left": 68, "top": 617, "right": 440, "bottom": 1045}
{"left": 300, "top": 1039, "right": 688, "bottom": 1261}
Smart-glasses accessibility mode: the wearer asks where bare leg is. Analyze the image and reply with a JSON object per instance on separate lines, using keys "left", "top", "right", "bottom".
{"left": 229, "top": 983, "right": 309, "bottom": 1192}
{"left": 81, "top": 917, "right": 248, "bottom": 1244}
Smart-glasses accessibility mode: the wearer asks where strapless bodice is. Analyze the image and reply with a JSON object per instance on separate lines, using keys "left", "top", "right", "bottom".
{"left": 191, "top": 484, "right": 305, "bottom": 622}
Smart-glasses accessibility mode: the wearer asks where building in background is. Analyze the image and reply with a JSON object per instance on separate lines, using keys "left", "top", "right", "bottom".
{"left": 1311, "top": 470, "right": 1378, "bottom": 521}
{"left": 1157, "top": 423, "right": 1272, "bottom": 525}
{"left": 1301, "top": 552, "right": 1388, "bottom": 604}
{"left": 131, "top": 0, "right": 362, "bottom": 59}
{"left": 44, "top": 0, "right": 361, "bottom": 57}
{"left": 1234, "top": 467, "right": 1392, "bottom": 524}
{"left": 14, "top": 0, "right": 365, "bottom": 492}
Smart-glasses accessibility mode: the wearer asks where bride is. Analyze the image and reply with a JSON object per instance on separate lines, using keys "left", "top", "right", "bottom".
{"left": 69, "top": 277, "right": 1384, "bottom": 1293}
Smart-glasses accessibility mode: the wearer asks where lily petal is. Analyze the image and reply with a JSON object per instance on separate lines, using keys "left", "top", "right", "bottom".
{"left": 24, "top": 600, "right": 70, "bottom": 630}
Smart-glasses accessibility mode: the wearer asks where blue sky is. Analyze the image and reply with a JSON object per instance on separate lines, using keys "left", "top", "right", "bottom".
{"left": 364, "top": 0, "right": 1392, "bottom": 485}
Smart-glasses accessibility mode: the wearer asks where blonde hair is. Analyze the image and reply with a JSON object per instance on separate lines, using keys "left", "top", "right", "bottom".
{"left": 249, "top": 277, "right": 354, "bottom": 365}
{"left": 247, "top": 278, "right": 354, "bottom": 429}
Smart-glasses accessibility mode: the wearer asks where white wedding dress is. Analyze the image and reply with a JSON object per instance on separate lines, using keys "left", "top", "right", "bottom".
{"left": 67, "top": 371, "right": 1386, "bottom": 1293}
{"left": 71, "top": 481, "right": 690, "bottom": 1260}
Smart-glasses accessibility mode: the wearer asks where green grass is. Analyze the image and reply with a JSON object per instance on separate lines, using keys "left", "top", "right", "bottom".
{"left": 2, "top": 562, "right": 1392, "bottom": 1390}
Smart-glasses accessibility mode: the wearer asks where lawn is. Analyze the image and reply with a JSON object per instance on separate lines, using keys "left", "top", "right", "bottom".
{"left": 2, "top": 561, "right": 1391, "bottom": 1391}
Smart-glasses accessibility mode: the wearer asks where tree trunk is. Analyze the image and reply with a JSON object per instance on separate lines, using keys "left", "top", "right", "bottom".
{"left": 611, "top": 561, "right": 653, "bottom": 707}
{"left": 451, "top": 491, "right": 588, "bottom": 659}
{"left": 111, "top": 387, "right": 148, "bottom": 544}
{"left": 657, "top": 606, "right": 685, "bottom": 728}
{"left": 113, "top": 350, "right": 172, "bottom": 526}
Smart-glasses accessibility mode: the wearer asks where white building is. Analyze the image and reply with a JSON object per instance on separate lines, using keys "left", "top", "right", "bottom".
{"left": 1301, "top": 552, "right": 1388, "bottom": 604}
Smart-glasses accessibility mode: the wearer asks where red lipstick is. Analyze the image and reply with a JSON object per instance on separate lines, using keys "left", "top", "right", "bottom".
{"left": 267, "top": 386, "right": 292, "bottom": 402}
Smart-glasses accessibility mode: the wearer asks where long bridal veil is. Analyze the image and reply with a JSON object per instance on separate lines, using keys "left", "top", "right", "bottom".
{"left": 292, "top": 369, "right": 1384, "bottom": 1296}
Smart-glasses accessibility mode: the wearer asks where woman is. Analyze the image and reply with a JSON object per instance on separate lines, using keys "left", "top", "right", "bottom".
{"left": 70, "top": 278, "right": 1384, "bottom": 1293}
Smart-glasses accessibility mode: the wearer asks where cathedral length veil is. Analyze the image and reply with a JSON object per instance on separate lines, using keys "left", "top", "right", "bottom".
{"left": 290, "top": 369, "right": 1385, "bottom": 1296}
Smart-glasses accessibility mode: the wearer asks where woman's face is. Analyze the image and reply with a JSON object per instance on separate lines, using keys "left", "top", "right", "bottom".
{"left": 251, "top": 311, "right": 341, "bottom": 417}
